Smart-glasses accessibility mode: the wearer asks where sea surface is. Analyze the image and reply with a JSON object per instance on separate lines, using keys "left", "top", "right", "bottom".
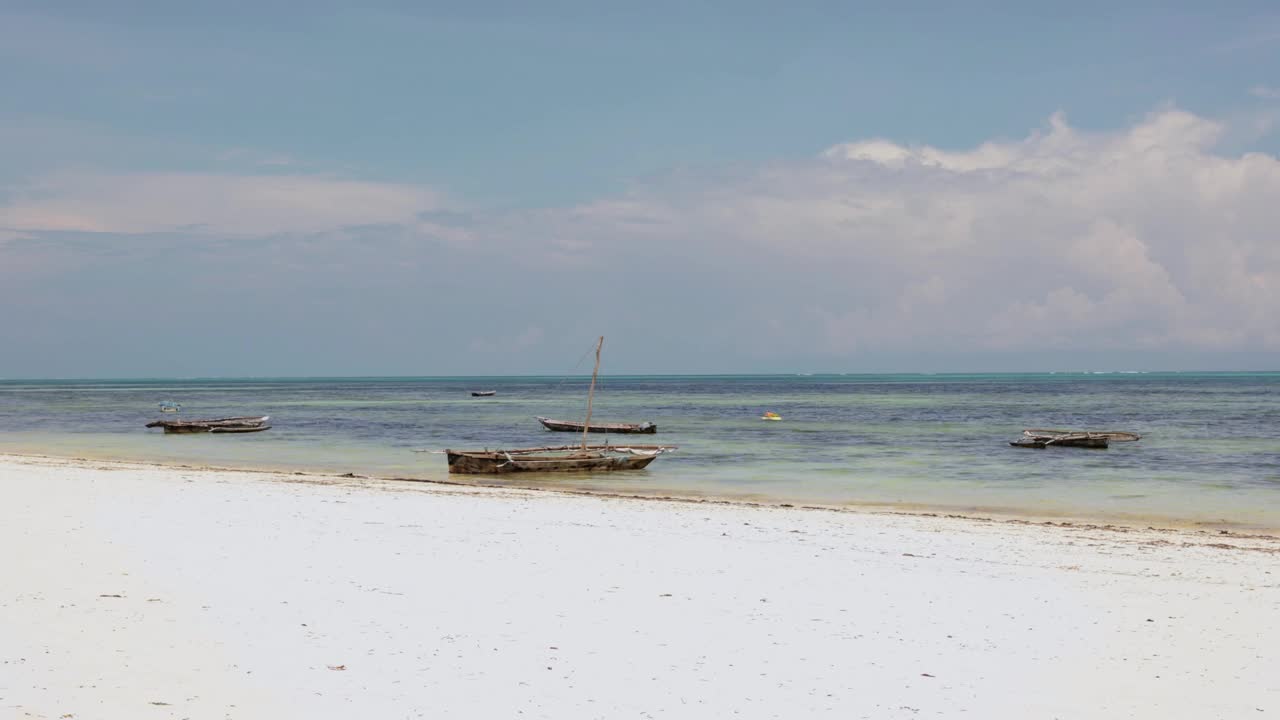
{"left": 1, "top": 373, "right": 1278, "bottom": 528}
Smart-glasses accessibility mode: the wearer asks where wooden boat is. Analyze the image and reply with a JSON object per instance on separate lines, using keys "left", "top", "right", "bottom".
{"left": 1011, "top": 433, "right": 1109, "bottom": 449}
{"left": 1011, "top": 427, "right": 1142, "bottom": 448}
{"left": 145, "top": 416, "right": 270, "bottom": 434}
{"left": 158, "top": 401, "right": 181, "bottom": 413}
{"left": 446, "top": 444, "right": 670, "bottom": 474}
{"left": 444, "top": 337, "right": 675, "bottom": 474}
{"left": 536, "top": 416, "right": 656, "bottom": 434}
{"left": 471, "top": 390, "right": 496, "bottom": 397}
{"left": 1023, "top": 429, "right": 1141, "bottom": 442}
{"left": 210, "top": 424, "right": 272, "bottom": 434}
{"left": 761, "top": 412, "right": 781, "bottom": 421}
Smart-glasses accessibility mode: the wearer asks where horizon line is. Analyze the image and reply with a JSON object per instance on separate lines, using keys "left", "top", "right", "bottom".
{"left": 3, "top": 369, "right": 1279, "bottom": 382}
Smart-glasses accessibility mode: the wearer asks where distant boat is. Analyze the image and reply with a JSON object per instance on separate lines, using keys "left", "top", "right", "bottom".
{"left": 536, "top": 416, "right": 656, "bottom": 434}
{"left": 471, "top": 390, "right": 497, "bottom": 397}
{"left": 158, "top": 401, "right": 181, "bottom": 413}
{"left": 146, "top": 416, "right": 270, "bottom": 434}
{"left": 761, "top": 411, "right": 781, "bottom": 421}
{"left": 1011, "top": 428, "right": 1141, "bottom": 449}
{"left": 1010, "top": 434, "right": 1109, "bottom": 449}
{"left": 444, "top": 336, "right": 675, "bottom": 474}
{"left": 1024, "top": 428, "right": 1141, "bottom": 442}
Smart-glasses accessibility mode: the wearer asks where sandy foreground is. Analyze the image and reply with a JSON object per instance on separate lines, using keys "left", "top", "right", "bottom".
{"left": 1, "top": 454, "right": 1277, "bottom": 720}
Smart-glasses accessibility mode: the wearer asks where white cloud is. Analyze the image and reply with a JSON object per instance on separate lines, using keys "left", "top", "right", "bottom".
{"left": 469, "top": 108, "right": 1280, "bottom": 357}
{"left": 0, "top": 172, "right": 444, "bottom": 236}
{"left": 2, "top": 107, "right": 1278, "bottom": 369}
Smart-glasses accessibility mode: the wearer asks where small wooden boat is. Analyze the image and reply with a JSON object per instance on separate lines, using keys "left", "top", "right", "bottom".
{"left": 471, "top": 391, "right": 496, "bottom": 397}
{"left": 1011, "top": 426, "right": 1141, "bottom": 449}
{"left": 1011, "top": 433, "right": 1109, "bottom": 449}
{"left": 1023, "top": 429, "right": 1141, "bottom": 442}
{"left": 145, "top": 416, "right": 270, "bottom": 434}
{"left": 158, "top": 401, "right": 181, "bottom": 413}
{"left": 446, "top": 444, "right": 673, "bottom": 474}
{"left": 209, "top": 424, "right": 272, "bottom": 434}
{"left": 536, "top": 416, "right": 656, "bottom": 434}
{"left": 443, "top": 337, "right": 675, "bottom": 474}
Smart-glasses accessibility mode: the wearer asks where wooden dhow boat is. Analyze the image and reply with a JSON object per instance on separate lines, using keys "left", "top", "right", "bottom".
{"left": 445, "top": 443, "right": 671, "bottom": 474}
{"left": 471, "top": 390, "right": 496, "bottom": 397}
{"left": 146, "top": 416, "right": 271, "bottom": 434}
{"left": 1023, "top": 429, "right": 1141, "bottom": 442}
{"left": 444, "top": 337, "right": 675, "bottom": 474}
{"left": 1010, "top": 428, "right": 1141, "bottom": 449}
{"left": 535, "top": 416, "right": 656, "bottom": 434}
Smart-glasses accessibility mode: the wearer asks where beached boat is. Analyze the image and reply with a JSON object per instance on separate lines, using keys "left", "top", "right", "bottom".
{"left": 146, "top": 416, "right": 270, "bottom": 434}
{"left": 471, "top": 391, "right": 496, "bottom": 397}
{"left": 444, "top": 337, "right": 675, "bottom": 474}
{"left": 536, "top": 416, "right": 656, "bottom": 434}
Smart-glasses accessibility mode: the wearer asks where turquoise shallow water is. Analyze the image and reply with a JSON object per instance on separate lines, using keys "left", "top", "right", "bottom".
{"left": 1, "top": 373, "right": 1277, "bottom": 528}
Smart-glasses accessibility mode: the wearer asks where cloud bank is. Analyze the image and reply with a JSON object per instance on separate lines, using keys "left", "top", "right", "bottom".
{"left": 1, "top": 108, "right": 1277, "bottom": 375}
{"left": 438, "top": 108, "right": 1278, "bottom": 364}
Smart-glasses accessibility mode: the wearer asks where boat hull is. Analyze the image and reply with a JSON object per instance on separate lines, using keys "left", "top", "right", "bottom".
{"left": 536, "top": 416, "right": 656, "bottom": 434}
{"left": 446, "top": 450, "right": 658, "bottom": 474}
{"left": 209, "top": 424, "right": 271, "bottom": 434}
{"left": 1011, "top": 436, "right": 1109, "bottom": 449}
{"left": 146, "top": 416, "right": 270, "bottom": 434}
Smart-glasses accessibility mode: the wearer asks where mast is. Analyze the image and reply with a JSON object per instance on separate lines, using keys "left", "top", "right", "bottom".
{"left": 582, "top": 336, "right": 603, "bottom": 449}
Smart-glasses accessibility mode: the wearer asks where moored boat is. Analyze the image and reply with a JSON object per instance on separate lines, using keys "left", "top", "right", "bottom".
{"left": 146, "top": 416, "right": 270, "bottom": 434}
{"left": 1023, "top": 429, "right": 1141, "bottom": 442}
{"left": 471, "top": 390, "right": 496, "bottom": 397}
{"left": 1011, "top": 427, "right": 1141, "bottom": 448}
{"left": 536, "top": 416, "right": 656, "bottom": 434}
{"left": 1013, "top": 428, "right": 1143, "bottom": 448}
{"left": 445, "top": 444, "right": 671, "bottom": 474}
{"left": 209, "top": 424, "right": 272, "bottom": 434}
{"left": 443, "top": 337, "right": 675, "bottom": 474}
{"left": 1010, "top": 433, "right": 1109, "bottom": 449}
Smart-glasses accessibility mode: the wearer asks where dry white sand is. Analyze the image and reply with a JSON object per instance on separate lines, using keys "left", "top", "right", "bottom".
{"left": 1, "top": 454, "right": 1277, "bottom": 719}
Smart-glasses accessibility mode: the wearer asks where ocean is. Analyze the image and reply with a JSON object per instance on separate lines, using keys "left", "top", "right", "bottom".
{"left": 1, "top": 373, "right": 1277, "bottom": 529}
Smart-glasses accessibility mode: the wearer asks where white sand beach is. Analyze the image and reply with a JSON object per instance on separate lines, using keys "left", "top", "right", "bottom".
{"left": 1, "top": 453, "right": 1277, "bottom": 719}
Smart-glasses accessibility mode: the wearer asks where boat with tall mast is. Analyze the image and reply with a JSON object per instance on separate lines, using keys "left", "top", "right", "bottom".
{"left": 444, "top": 337, "right": 675, "bottom": 474}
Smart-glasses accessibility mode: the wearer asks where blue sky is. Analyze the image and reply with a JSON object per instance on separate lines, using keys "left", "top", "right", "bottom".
{"left": 2, "top": 2, "right": 1279, "bottom": 376}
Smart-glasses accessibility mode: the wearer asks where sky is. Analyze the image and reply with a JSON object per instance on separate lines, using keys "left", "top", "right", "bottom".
{"left": 2, "top": 1, "right": 1279, "bottom": 377}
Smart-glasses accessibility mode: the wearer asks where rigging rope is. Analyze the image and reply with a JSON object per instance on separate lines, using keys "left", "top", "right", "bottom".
{"left": 549, "top": 338, "right": 604, "bottom": 424}
{"left": 550, "top": 340, "right": 597, "bottom": 396}
{"left": 542, "top": 338, "right": 615, "bottom": 444}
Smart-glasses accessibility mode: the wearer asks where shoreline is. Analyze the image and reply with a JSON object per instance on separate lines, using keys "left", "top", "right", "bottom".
{"left": 4, "top": 450, "right": 1279, "bottom": 539}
